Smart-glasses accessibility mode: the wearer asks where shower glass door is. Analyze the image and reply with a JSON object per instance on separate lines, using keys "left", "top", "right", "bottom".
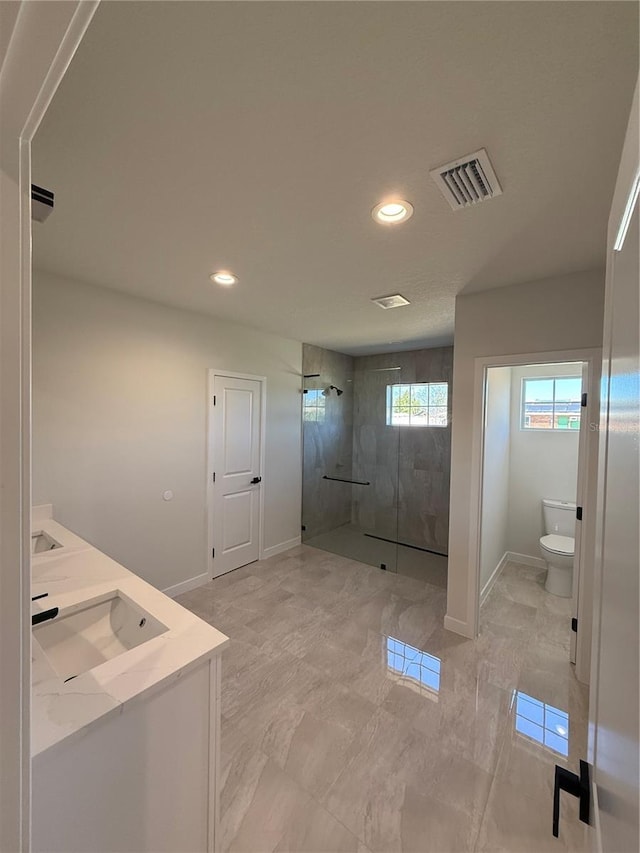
{"left": 301, "top": 345, "right": 401, "bottom": 572}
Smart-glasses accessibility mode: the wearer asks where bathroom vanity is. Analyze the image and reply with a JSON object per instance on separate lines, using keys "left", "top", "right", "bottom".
{"left": 31, "top": 506, "right": 228, "bottom": 853}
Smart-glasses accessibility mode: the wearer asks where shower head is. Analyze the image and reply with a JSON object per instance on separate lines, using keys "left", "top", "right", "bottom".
{"left": 322, "top": 385, "right": 343, "bottom": 396}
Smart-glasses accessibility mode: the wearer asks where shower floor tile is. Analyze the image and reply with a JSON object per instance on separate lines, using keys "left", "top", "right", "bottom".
{"left": 178, "top": 551, "right": 587, "bottom": 853}
{"left": 304, "top": 523, "right": 448, "bottom": 588}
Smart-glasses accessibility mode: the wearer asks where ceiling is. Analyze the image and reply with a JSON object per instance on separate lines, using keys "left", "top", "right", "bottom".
{"left": 33, "top": 1, "right": 638, "bottom": 356}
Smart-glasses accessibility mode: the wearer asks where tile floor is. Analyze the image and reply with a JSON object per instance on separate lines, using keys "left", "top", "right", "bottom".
{"left": 177, "top": 550, "right": 589, "bottom": 853}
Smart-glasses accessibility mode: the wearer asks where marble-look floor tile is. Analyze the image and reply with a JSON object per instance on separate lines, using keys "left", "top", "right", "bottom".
{"left": 225, "top": 757, "right": 361, "bottom": 853}
{"left": 177, "top": 550, "right": 589, "bottom": 853}
{"left": 475, "top": 778, "right": 588, "bottom": 852}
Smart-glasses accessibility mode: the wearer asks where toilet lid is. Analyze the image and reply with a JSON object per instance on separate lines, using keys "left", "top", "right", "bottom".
{"left": 540, "top": 534, "right": 574, "bottom": 555}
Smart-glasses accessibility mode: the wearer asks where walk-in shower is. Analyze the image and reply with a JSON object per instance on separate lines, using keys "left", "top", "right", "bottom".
{"left": 301, "top": 343, "right": 454, "bottom": 586}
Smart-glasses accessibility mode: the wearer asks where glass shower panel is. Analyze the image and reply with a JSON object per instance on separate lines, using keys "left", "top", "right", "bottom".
{"left": 350, "top": 365, "right": 402, "bottom": 571}
{"left": 301, "top": 352, "right": 401, "bottom": 573}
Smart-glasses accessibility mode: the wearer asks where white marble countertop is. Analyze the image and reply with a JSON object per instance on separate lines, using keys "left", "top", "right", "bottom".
{"left": 31, "top": 510, "right": 228, "bottom": 758}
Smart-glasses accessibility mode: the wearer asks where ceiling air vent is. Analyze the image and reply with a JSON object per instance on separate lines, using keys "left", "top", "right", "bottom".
{"left": 430, "top": 148, "right": 502, "bottom": 211}
{"left": 371, "top": 294, "right": 410, "bottom": 310}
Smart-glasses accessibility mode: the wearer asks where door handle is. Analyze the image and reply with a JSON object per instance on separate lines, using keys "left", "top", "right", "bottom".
{"left": 251, "top": 476, "right": 262, "bottom": 484}
{"left": 553, "top": 760, "right": 591, "bottom": 838}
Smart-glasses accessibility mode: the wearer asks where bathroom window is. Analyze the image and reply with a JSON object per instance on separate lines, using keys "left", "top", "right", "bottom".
{"left": 521, "top": 376, "right": 582, "bottom": 431}
{"left": 386, "top": 382, "right": 448, "bottom": 427}
{"left": 303, "top": 389, "right": 326, "bottom": 423}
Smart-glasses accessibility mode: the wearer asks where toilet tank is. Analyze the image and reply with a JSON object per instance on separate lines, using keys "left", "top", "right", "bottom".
{"left": 542, "top": 498, "right": 576, "bottom": 536}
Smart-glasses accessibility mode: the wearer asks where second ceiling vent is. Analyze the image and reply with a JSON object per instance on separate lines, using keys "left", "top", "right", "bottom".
{"left": 430, "top": 148, "right": 502, "bottom": 211}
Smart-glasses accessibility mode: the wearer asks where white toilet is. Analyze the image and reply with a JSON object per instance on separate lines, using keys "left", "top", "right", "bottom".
{"left": 539, "top": 498, "right": 576, "bottom": 597}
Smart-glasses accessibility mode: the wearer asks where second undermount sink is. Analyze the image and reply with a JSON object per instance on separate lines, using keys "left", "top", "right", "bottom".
{"left": 33, "top": 591, "right": 168, "bottom": 681}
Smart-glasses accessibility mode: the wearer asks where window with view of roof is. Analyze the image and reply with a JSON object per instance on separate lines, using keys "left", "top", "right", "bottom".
{"left": 521, "top": 376, "right": 582, "bottom": 431}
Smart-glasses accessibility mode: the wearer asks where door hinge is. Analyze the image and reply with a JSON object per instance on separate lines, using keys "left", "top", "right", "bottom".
{"left": 212, "top": 547, "right": 215, "bottom": 559}
{"left": 581, "top": 392, "right": 587, "bottom": 407}
{"left": 571, "top": 617, "right": 578, "bottom": 632}
{"left": 576, "top": 506, "right": 583, "bottom": 521}
{"left": 213, "top": 395, "right": 216, "bottom": 405}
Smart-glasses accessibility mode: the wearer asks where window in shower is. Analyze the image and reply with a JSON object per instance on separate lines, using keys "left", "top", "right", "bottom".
{"left": 386, "top": 382, "right": 448, "bottom": 427}
{"left": 303, "top": 388, "right": 326, "bottom": 422}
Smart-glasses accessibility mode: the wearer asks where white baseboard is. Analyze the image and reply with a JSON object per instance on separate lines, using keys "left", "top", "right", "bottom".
{"left": 261, "top": 536, "right": 301, "bottom": 561}
{"left": 444, "top": 614, "right": 474, "bottom": 639}
{"left": 506, "top": 551, "right": 546, "bottom": 570}
{"left": 163, "top": 571, "right": 210, "bottom": 598}
{"left": 480, "top": 551, "right": 509, "bottom": 605}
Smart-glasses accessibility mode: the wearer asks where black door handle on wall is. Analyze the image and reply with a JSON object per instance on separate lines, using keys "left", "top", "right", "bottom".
{"left": 251, "top": 476, "right": 262, "bottom": 484}
{"left": 553, "top": 760, "right": 591, "bottom": 838}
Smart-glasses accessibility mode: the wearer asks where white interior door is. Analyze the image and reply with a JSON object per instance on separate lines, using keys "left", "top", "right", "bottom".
{"left": 589, "top": 159, "right": 639, "bottom": 845}
{"left": 211, "top": 375, "right": 262, "bottom": 577}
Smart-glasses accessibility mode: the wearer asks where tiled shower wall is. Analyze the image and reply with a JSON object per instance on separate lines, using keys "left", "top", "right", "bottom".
{"left": 352, "top": 347, "right": 453, "bottom": 554}
{"left": 302, "top": 343, "right": 453, "bottom": 554}
{"left": 302, "top": 344, "right": 355, "bottom": 539}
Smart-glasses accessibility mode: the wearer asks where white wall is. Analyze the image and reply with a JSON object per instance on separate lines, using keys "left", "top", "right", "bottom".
{"left": 447, "top": 268, "right": 605, "bottom": 636}
{"left": 479, "top": 366, "right": 511, "bottom": 596}
{"left": 32, "top": 271, "right": 302, "bottom": 592}
{"left": 507, "top": 363, "right": 580, "bottom": 558}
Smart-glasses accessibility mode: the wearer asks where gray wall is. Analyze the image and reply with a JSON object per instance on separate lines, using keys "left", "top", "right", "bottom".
{"left": 33, "top": 271, "right": 302, "bottom": 592}
{"left": 352, "top": 347, "right": 453, "bottom": 553}
{"left": 301, "top": 344, "right": 354, "bottom": 539}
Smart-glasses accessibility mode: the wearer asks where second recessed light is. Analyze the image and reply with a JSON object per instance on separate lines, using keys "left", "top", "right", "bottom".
{"left": 372, "top": 199, "right": 414, "bottom": 225}
{"left": 210, "top": 271, "right": 238, "bottom": 286}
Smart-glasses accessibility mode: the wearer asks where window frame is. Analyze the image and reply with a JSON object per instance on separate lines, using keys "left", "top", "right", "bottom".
{"left": 520, "top": 375, "right": 582, "bottom": 433}
{"left": 385, "top": 381, "right": 449, "bottom": 428}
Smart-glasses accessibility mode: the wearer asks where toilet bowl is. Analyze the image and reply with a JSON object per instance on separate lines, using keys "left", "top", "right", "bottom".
{"left": 539, "top": 534, "right": 574, "bottom": 597}
{"left": 539, "top": 499, "right": 576, "bottom": 598}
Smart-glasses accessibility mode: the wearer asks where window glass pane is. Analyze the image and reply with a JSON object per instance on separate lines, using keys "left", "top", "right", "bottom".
{"left": 555, "top": 377, "right": 582, "bottom": 401}
{"left": 428, "top": 407, "right": 448, "bottom": 427}
{"left": 554, "top": 413, "right": 571, "bottom": 429}
{"left": 524, "top": 379, "right": 554, "bottom": 402}
{"left": 396, "top": 386, "right": 411, "bottom": 413}
{"left": 409, "top": 407, "right": 428, "bottom": 426}
{"left": 411, "top": 384, "right": 428, "bottom": 406}
{"left": 429, "top": 383, "right": 448, "bottom": 406}
{"left": 386, "top": 383, "right": 448, "bottom": 428}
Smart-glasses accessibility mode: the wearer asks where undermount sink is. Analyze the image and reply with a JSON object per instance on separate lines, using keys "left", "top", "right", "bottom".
{"left": 32, "top": 531, "right": 63, "bottom": 554}
{"left": 33, "top": 591, "right": 168, "bottom": 681}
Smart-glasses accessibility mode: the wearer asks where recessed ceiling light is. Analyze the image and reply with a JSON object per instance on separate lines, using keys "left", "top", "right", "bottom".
{"left": 372, "top": 294, "right": 410, "bottom": 309}
{"left": 372, "top": 200, "right": 414, "bottom": 225}
{"left": 210, "top": 271, "right": 238, "bottom": 286}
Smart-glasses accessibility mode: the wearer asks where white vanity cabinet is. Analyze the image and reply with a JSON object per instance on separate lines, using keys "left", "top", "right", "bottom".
{"left": 31, "top": 513, "right": 227, "bottom": 853}
{"left": 32, "top": 657, "right": 222, "bottom": 853}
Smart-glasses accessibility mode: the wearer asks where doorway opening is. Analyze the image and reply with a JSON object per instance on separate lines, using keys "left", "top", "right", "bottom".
{"left": 474, "top": 354, "right": 598, "bottom": 772}
{"left": 479, "top": 361, "right": 585, "bottom": 656}
{"left": 473, "top": 350, "right": 601, "bottom": 687}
